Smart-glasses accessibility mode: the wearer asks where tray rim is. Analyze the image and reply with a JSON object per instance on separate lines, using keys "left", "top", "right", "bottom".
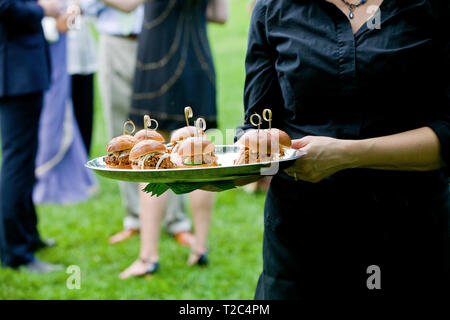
{"left": 85, "top": 145, "right": 305, "bottom": 173}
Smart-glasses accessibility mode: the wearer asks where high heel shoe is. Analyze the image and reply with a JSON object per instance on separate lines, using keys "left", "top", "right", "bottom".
{"left": 187, "top": 250, "right": 208, "bottom": 267}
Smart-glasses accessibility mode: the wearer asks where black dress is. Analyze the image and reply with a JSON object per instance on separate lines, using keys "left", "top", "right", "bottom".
{"left": 242, "top": 0, "right": 449, "bottom": 300}
{"left": 130, "top": 0, "right": 217, "bottom": 131}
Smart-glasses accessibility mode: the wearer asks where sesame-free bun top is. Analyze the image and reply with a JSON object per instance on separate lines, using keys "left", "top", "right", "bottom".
{"left": 237, "top": 129, "right": 291, "bottom": 153}
{"left": 237, "top": 130, "right": 271, "bottom": 153}
{"left": 134, "top": 129, "right": 165, "bottom": 143}
{"left": 129, "top": 140, "right": 167, "bottom": 161}
{"left": 177, "top": 137, "right": 215, "bottom": 156}
{"left": 269, "top": 128, "right": 292, "bottom": 148}
{"left": 170, "top": 126, "right": 205, "bottom": 143}
{"left": 106, "top": 135, "right": 137, "bottom": 153}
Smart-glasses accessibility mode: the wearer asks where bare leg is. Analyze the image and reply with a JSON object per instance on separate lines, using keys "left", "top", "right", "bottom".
{"left": 138, "top": 185, "right": 168, "bottom": 261}
{"left": 188, "top": 190, "right": 215, "bottom": 265}
{"left": 119, "top": 184, "right": 168, "bottom": 279}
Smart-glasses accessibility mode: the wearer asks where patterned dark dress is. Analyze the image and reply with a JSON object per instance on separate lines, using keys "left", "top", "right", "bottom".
{"left": 130, "top": 0, "right": 217, "bottom": 131}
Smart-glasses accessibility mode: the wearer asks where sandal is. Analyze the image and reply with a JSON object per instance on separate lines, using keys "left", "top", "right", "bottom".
{"left": 187, "top": 250, "right": 208, "bottom": 267}
{"left": 139, "top": 257, "right": 159, "bottom": 274}
{"left": 119, "top": 258, "right": 159, "bottom": 279}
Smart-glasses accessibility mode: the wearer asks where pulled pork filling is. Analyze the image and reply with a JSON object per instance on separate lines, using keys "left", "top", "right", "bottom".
{"left": 182, "top": 152, "right": 217, "bottom": 165}
{"left": 234, "top": 147, "right": 285, "bottom": 165}
{"left": 131, "top": 152, "right": 175, "bottom": 169}
{"left": 105, "top": 150, "right": 131, "bottom": 167}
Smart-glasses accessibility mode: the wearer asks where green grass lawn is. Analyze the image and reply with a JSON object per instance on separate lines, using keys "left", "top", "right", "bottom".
{"left": 0, "top": 0, "right": 267, "bottom": 300}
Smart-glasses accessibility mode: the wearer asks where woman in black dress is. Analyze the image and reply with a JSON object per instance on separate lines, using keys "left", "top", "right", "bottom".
{"left": 130, "top": 0, "right": 218, "bottom": 130}
{"left": 101, "top": 1, "right": 226, "bottom": 129}
{"left": 242, "top": 0, "right": 449, "bottom": 300}
{"left": 100, "top": 0, "right": 228, "bottom": 278}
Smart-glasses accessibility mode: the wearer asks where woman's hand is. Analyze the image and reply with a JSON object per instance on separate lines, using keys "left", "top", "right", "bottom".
{"left": 56, "top": 13, "right": 71, "bottom": 33}
{"left": 56, "top": 9, "right": 79, "bottom": 33}
{"left": 284, "top": 136, "right": 357, "bottom": 183}
{"left": 284, "top": 127, "right": 445, "bottom": 183}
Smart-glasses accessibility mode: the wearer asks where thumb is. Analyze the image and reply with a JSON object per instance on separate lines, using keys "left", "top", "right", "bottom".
{"left": 291, "top": 136, "right": 311, "bottom": 149}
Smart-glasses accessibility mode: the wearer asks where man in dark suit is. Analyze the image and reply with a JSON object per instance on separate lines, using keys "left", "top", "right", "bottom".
{"left": 0, "top": 0, "right": 62, "bottom": 272}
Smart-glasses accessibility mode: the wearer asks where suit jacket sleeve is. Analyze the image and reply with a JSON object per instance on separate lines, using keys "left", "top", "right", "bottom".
{"left": 0, "top": 0, "right": 45, "bottom": 31}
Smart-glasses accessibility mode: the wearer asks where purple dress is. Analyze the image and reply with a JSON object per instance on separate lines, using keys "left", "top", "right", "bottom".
{"left": 33, "top": 33, "right": 97, "bottom": 205}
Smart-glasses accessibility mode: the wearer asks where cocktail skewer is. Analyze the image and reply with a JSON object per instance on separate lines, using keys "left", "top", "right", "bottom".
{"left": 123, "top": 119, "right": 136, "bottom": 136}
{"left": 184, "top": 106, "right": 193, "bottom": 127}
{"left": 143, "top": 114, "right": 159, "bottom": 135}
{"left": 250, "top": 113, "right": 262, "bottom": 133}
{"left": 262, "top": 109, "right": 272, "bottom": 130}
{"left": 195, "top": 117, "right": 206, "bottom": 137}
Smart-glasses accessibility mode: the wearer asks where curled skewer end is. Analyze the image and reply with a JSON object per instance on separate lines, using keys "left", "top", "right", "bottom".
{"left": 250, "top": 113, "right": 262, "bottom": 132}
{"left": 195, "top": 117, "right": 207, "bottom": 131}
{"left": 143, "top": 115, "right": 158, "bottom": 131}
{"left": 123, "top": 119, "right": 136, "bottom": 136}
{"left": 263, "top": 109, "right": 272, "bottom": 130}
{"left": 184, "top": 106, "right": 193, "bottom": 127}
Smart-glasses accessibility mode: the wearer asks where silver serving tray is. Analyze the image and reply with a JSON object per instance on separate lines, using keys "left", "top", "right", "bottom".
{"left": 85, "top": 145, "right": 305, "bottom": 183}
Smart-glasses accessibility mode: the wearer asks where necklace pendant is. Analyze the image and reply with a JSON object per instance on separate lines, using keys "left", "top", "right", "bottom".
{"left": 348, "top": 4, "right": 355, "bottom": 19}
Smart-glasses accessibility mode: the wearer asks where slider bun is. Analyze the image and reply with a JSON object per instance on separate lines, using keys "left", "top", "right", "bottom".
{"left": 129, "top": 140, "right": 167, "bottom": 161}
{"left": 236, "top": 129, "right": 270, "bottom": 153}
{"left": 177, "top": 137, "right": 215, "bottom": 156}
{"left": 134, "top": 129, "right": 165, "bottom": 143}
{"left": 131, "top": 163, "right": 157, "bottom": 170}
{"left": 170, "top": 126, "right": 204, "bottom": 143}
{"left": 237, "top": 129, "right": 291, "bottom": 152}
{"left": 178, "top": 163, "right": 217, "bottom": 168}
{"left": 106, "top": 135, "right": 137, "bottom": 153}
{"left": 105, "top": 163, "right": 132, "bottom": 170}
{"left": 269, "top": 128, "right": 292, "bottom": 148}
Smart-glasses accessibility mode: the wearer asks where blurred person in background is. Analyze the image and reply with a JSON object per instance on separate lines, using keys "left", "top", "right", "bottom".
{"left": 67, "top": 1, "right": 97, "bottom": 156}
{"left": 33, "top": 0, "right": 98, "bottom": 205}
{"left": 99, "top": 0, "right": 229, "bottom": 279}
{"left": 80, "top": 0, "right": 194, "bottom": 246}
{"left": 0, "top": 0, "right": 67, "bottom": 273}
